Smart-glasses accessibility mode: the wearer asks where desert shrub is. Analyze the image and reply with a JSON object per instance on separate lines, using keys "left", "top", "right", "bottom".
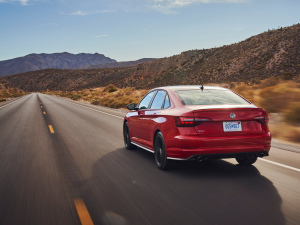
{"left": 258, "top": 84, "right": 300, "bottom": 113}
{"left": 251, "top": 79, "right": 261, "bottom": 85}
{"left": 111, "top": 100, "right": 128, "bottom": 109}
{"left": 258, "top": 76, "right": 279, "bottom": 88}
{"left": 71, "top": 94, "right": 82, "bottom": 101}
{"left": 229, "top": 82, "right": 235, "bottom": 89}
{"left": 259, "top": 97, "right": 278, "bottom": 113}
{"left": 287, "top": 128, "right": 300, "bottom": 142}
{"left": 295, "top": 74, "right": 300, "bottom": 83}
{"left": 103, "top": 84, "right": 117, "bottom": 93}
{"left": 127, "top": 98, "right": 137, "bottom": 104}
{"left": 91, "top": 100, "right": 100, "bottom": 105}
{"left": 233, "top": 83, "right": 248, "bottom": 93}
{"left": 124, "top": 87, "right": 135, "bottom": 95}
{"left": 138, "top": 90, "right": 149, "bottom": 98}
{"left": 282, "top": 72, "right": 294, "bottom": 80}
{"left": 284, "top": 103, "right": 300, "bottom": 124}
{"left": 115, "top": 90, "right": 125, "bottom": 97}
{"left": 59, "top": 92, "right": 72, "bottom": 98}
{"left": 108, "top": 88, "right": 117, "bottom": 93}
{"left": 100, "top": 98, "right": 115, "bottom": 107}
{"left": 233, "top": 84, "right": 255, "bottom": 102}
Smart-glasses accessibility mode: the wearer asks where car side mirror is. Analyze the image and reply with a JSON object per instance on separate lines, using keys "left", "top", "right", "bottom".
{"left": 127, "top": 103, "right": 137, "bottom": 110}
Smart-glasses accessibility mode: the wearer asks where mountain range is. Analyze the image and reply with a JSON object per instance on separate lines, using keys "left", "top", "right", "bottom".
{"left": 1, "top": 24, "right": 299, "bottom": 91}
{"left": 0, "top": 52, "right": 117, "bottom": 77}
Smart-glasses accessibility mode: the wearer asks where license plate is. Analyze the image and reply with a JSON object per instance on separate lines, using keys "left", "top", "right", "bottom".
{"left": 223, "top": 121, "right": 242, "bottom": 132}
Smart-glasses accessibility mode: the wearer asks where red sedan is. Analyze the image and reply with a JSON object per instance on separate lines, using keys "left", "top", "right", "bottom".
{"left": 123, "top": 85, "right": 271, "bottom": 170}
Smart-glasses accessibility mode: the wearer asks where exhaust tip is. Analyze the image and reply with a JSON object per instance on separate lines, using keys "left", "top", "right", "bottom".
{"left": 260, "top": 153, "right": 265, "bottom": 157}
{"left": 197, "top": 156, "right": 204, "bottom": 162}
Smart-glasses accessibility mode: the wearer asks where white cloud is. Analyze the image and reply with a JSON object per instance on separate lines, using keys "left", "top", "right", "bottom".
{"left": 95, "top": 35, "right": 109, "bottom": 37}
{"left": 71, "top": 10, "right": 87, "bottom": 16}
{"left": 70, "top": 9, "right": 115, "bottom": 16}
{"left": 19, "top": 0, "right": 28, "bottom": 5}
{"left": 149, "top": 0, "right": 248, "bottom": 14}
{"left": 0, "top": 0, "right": 41, "bottom": 6}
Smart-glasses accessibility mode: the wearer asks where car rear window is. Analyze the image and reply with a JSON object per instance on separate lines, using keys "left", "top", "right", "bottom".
{"left": 175, "top": 89, "right": 251, "bottom": 105}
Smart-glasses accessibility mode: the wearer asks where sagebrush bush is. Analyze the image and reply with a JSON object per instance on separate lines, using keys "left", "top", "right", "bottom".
{"left": 103, "top": 84, "right": 117, "bottom": 92}
{"left": 71, "top": 94, "right": 82, "bottom": 101}
{"left": 287, "top": 128, "right": 300, "bottom": 142}
{"left": 284, "top": 103, "right": 300, "bottom": 124}
{"left": 108, "top": 88, "right": 117, "bottom": 93}
{"left": 91, "top": 100, "right": 100, "bottom": 105}
{"left": 258, "top": 83, "right": 300, "bottom": 113}
{"left": 258, "top": 76, "right": 280, "bottom": 88}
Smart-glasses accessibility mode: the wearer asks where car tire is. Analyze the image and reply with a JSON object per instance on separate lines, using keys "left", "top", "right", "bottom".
{"left": 123, "top": 122, "right": 136, "bottom": 150}
{"left": 154, "top": 132, "right": 177, "bottom": 170}
{"left": 236, "top": 155, "right": 258, "bottom": 165}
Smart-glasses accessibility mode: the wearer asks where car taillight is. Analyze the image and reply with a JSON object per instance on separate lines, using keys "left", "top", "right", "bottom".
{"left": 253, "top": 115, "right": 269, "bottom": 125}
{"left": 175, "top": 117, "right": 211, "bottom": 127}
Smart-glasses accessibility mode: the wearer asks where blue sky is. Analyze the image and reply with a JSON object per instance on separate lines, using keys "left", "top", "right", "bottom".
{"left": 0, "top": 0, "right": 299, "bottom": 62}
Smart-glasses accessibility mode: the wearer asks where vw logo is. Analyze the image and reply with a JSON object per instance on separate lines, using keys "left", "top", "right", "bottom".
{"left": 230, "top": 113, "right": 236, "bottom": 119}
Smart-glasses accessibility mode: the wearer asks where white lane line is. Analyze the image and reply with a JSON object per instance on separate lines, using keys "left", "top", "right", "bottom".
{"left": 53, "top": 97, "right": 124, "bottom": 120}
{"left": 0, "top": 96, "right": 25, "bottom": 109}
{"left": 258, "top": 158, "right": 300, "bottom": 173}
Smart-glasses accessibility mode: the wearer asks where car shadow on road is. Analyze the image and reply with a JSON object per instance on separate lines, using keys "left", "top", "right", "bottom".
{"left": 86, "top": 147, "right": 285, "bottom": 225}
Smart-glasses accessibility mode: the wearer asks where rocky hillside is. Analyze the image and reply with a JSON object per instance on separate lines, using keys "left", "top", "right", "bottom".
{"left": 77, "top": 58, "right": 157, "bottom": 69}
{"left": 0, "top": 52, "right": 116, "bottom": 76}
{"left": 129, "top": 24, "right": 300, "bottom": 87}
{"left": 1, "top": 24, "right": 299, "bottom": 91}
{"left": 0, "top": 68, "right": 137, "bottom": 91}
{"left": 0, "top": 83, "right": 26, "bottom": 99}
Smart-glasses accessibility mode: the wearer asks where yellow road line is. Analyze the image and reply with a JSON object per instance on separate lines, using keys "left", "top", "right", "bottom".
{"left": 74, "top": 198, "right": 94, "bottom": 225}
{"left": 48, "top": 125, "right": 55, "bottom": 133}
{"left": 43, "top": 111, "right": 46, "bottom": 115}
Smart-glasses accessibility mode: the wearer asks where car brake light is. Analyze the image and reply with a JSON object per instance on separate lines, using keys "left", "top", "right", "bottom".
{"left": 175, "top": 117, "right": 211, "bottom": 127}
{"left": 253, "top": 115, "right": 269, "bottom": 125}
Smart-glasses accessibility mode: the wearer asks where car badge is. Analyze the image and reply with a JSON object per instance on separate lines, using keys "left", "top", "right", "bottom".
{"left": 230, "top": 113, "right": 236, "bottom": 119}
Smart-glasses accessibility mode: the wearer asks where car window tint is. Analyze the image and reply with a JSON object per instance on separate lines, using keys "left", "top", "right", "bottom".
{"left": 175, "top": 89, "right": 251, "bottom": 105}
{"left": 138, "top": 91, "right": 156, "bottom": 109}
{"left": 150, "top": 91, "right": 166, "bottom": 109}
{"left": 163, "top": 94, "right": 170, "bottom": 109}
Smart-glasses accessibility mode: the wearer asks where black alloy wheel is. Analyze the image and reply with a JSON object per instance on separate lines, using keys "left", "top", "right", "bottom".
{"left": 124, "top": 122, "right": 135, "bottom": 150}
{"left": 154, "top": 132, "right": 176, "bottom": 170}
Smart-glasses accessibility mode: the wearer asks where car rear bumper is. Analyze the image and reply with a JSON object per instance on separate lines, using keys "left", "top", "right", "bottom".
{"left": 165, "top": 132, "right": 271, "bottom": 160}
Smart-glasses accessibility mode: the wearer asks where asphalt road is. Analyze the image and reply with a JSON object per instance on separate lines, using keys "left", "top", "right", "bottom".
{"left": 0, "top": 93, "right": 299, "bottom": 225}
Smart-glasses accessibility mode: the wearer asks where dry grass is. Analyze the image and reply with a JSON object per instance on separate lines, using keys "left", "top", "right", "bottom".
{"left": 232, "top": 77, "right": 300, "bottom": 143}
{"left": 48, "top": 78, "right": 300, "bottom": 143}
{"left": 48, "top": 84, "right": 149, "bottom": 110}
{"left": 0, "top": 83, "right": 26, "bottom": 99}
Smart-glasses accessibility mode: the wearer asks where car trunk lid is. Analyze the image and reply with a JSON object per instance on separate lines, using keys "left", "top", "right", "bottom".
{"left": 191, "top": 107, "right": 267, "bottom": 136}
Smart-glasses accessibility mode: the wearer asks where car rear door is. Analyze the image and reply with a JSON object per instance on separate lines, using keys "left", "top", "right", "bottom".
{"left": 141, "top": 90, "right": 168, "bottom": 147}
{"left": 130, "top": 91, "right": 156, "bottom": 145}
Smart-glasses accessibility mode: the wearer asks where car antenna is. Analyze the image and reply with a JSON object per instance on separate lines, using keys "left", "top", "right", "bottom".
{"left": 200, "top": 84, "right": 204, "bottom": 91}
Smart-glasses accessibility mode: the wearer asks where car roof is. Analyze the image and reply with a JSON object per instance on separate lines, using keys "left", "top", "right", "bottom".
{"left": 153, "top": 85, "right": 229, "bottom": 91}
